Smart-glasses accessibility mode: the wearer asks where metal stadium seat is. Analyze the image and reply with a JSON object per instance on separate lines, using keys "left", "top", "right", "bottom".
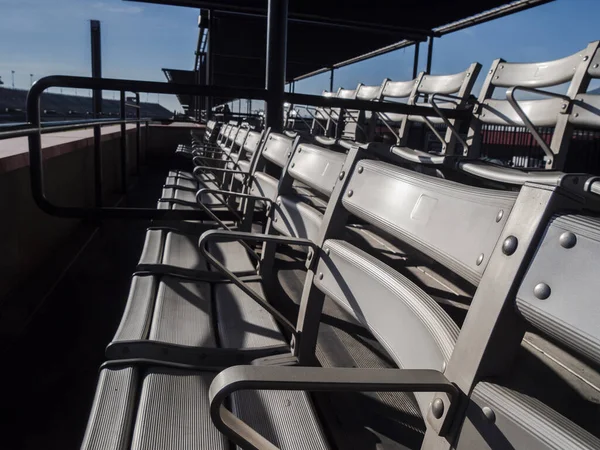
{"left": 384, "top": 62, "right": 481, "bottom": 164}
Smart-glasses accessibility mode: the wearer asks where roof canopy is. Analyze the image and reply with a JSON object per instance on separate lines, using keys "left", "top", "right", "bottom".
{"left": 132, "top": 0, "right": 552, "bottom": 111}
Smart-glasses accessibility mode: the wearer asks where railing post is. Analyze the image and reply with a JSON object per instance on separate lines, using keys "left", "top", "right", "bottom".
{"left": 91, "top": 20, "right": 103, "bottom": 207}
{"left": 119, "top": 91, "right": 127, "bottom": 193}
{"left": 426, "top": 36, "right": 434, "bottom": 74}
{"left": 145, "top": 120, "right": 149, "bottom": 163}
{"left": 265, "top": 0, "right": 288, "bottom": 131}
{"left": 136, "top": 92, "right": 141, "bottom": 175}
{"left": 329, "top": 68, "right": 334, "bottom": 92}
{"left": 413, "top": 41, "right": 420, "bottom": 79}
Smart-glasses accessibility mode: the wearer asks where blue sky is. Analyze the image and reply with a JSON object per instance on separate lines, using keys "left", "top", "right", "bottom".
{"left": 0, "top": 0, "right": 598, "bottom": 113}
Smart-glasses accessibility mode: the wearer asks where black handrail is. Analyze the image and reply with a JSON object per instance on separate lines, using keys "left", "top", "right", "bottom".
{"left": 25, "top": 74, "right": 467, "bottom": 220}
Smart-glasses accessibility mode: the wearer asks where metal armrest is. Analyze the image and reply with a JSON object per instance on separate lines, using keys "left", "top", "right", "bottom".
{"left": 193, "top": 166, "right": 249, "bottom": 177}
{"left": 296, "top": 106, "right": 327, "bottom": 132}
{"left": 505, "top": 86, "right": 571, "bottom": 167}
{"left": 209, "top": 366, "right": 458, "bottom": 450}
{"left": 196, "top": 188, "right": 271, "bottom": 205}
{"left": 198, "top": 230, "right": 317, "bottom": 340}
{"left": 457, "top": 159, "right": 571, "bottom": 186}
{"left": 428, "top": 93, "right": 469, "bottom": 151}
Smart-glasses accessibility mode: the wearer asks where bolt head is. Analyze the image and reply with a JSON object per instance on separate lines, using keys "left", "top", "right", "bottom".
{"left": 347, "top": 190, "right": 354, "bottom": 197}
{"left": 476, "top": 253, "right": 484, "bottom": 266}
{"left": 534, "top": 283, "right": 551, "bottom": 300}
{"left": 583, "top": 55, "right": 589, "bottom": 61}
{"left": 594, "top": 64, "right": 599, "bottom": 69}
{"left": 325, "top": 248, "right": 330, "bottom": 256}
{"left": 291, "top": 163, "right": 295, "bottom": 168}
{"left": 357, "top": 166, "right": 364, "bottom": 174}
{"left": 339, "top": 171, "right": 345, "bottom": 180}
{"left": 482, "top": 406, "right": 496, "bottom": 423}
{"left": 559, "top": 231, "right": 577, "bottom": 249}
{"left": 496, "top": 210, "right": 504, "bottom": 223}
{"left": 318, "top": 272, "right": 324, "bottom": 280}
{"left": 502, "top": 236, "right": 518, "bottom": 255}
{"left": 431, "top": 398, "right": 445, "bottom": 419}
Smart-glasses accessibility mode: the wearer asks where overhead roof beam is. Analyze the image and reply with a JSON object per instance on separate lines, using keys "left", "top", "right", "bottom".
{"left": 127, "top": 0, "right": 437, "bottom": 39}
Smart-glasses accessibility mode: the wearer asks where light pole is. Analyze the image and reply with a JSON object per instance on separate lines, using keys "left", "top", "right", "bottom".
{"left": 30, "top": 73, "right": 33, "bottom": 86}
{"left": 11, "top": 70, "right": 15, "bottom": 88}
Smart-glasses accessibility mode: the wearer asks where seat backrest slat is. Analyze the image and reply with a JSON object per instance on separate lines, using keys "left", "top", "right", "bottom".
{"left": 261, "top": 133, "right": 294, "bottom": 168}
{"left": 342, "top": 160, "right": 517, "bottom": 285}
{"left": 314, "top": 238, "right": 459, "bottom": 417}
{"left": 243, "top": 131, "right": 262, "bottom": 154}
{"left": 287, "top": 144, "right": 346, "bottom": 197}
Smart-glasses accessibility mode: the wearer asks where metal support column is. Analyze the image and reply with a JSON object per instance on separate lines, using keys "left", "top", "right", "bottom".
{"left": 265, "top": 0, "right": 288, "bottom": 131}
{"left": 329, "top": 68, "right": 334, "bottom": 92}
{"left": 136, "top": 93, "right": 141, "bottom": 174}
{"left": 205, "top": 10, "right": 214, "bottom": 120}
{"left": 119, "top": 91, "right": 127, "bottom": 193}
{"left": 412, "top": 42, "right": 420, "bottom": 79}
{"left": 91, "top": 20, "right": 103, "bottom": 207}
{"left": 426, "top": 36, "right": 434, "bottom": 74}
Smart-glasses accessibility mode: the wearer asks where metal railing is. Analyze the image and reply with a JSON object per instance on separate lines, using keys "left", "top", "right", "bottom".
{"left": 24, "top": 74, "right": 464, "bottom": 221}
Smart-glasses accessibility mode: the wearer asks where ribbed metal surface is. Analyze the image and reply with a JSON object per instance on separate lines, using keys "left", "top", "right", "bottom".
{"left": 176, "top": 178, "right": 198, "bottom": 190}
{"left": 162, "top": 232, "right": 208, "bottom": 271}
{"left": 207, "top": 241, "right": 256, "bottom": 274}
{"left": 517, "top": 214, "right": 600, "bottom": 367}
{"left": 232, "top": 389, "right": 330, "bottom": 450}
{"left": 112, "top": 275, "right": 157, "bottom": 342}
{"left": 315, "top": 239, "right": 458, "bottom": 417}
{"left": 216, "top": 281, "right": 287, "bottom": 348}
{"left": 81, "top": 367, "right": 138, "bottom": 450}
{"left": 131, "top": 370, "right": 227, "bottom": 450}
{"left": 472, "top": 382, "right": 600, "bottom": 449}
{"left": 149, "top": 276, "right": 215, "bottom": 347}
{"left": 138, "top": 229, "right": 165, "bottom": 267}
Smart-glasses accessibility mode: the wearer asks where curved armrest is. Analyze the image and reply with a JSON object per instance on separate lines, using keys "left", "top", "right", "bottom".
{"left": 196, "top": 188, "right": 272, "bottom": 205}
{"left": 209, "top": 366, "right": 458, "bottom": 450}
{"left": 505, "top": 86, "right": 571, "bottom": 167}
{"left": 198, "top": 230, "right": 317, "bottom": 340}
{"left": 193, "top": 166, "right": 249, "bottom": 178}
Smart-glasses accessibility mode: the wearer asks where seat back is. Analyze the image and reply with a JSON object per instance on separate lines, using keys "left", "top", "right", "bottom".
{"left": 249, "top": 132, "right": 297, "bottom": 202}
{"left": 338, "top": 82, "right": 384, "bottom": 143}
{"left": 271, "top": 143, "right": 347, "bottom": 242}
{"left": 377, "top": 77, "right": 418, "bottom": 131}
{"left": 396, "top": 63, "right": 481, "bottom": 154}
{"left": 305, "top": 156, "right": 478, "bottom": 416}
{"left": 467, "top": 41, "right": 599, "bottom": 169}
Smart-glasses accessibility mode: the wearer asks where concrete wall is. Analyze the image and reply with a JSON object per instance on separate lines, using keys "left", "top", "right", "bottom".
{"left": 0, "top": 126, "right": 146, "bottom": 298}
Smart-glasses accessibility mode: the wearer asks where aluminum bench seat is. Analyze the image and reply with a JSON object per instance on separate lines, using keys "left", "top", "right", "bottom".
{"left": 82, "top": 365, "right": 329, "bottom": 450}
{"left": 109, "top": 275, "right": 285, "bottom": 352}
{"left": 137, "top": 228, "right": 256, "bottom": 277}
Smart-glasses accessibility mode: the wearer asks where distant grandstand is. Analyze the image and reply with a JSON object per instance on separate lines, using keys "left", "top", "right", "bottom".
{"left": 0, "top": 87, "right": 173, "bottom": 124}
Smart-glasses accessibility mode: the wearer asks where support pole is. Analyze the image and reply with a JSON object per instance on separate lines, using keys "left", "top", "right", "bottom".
{"left": 329, "top": 68, "right": 334, "bottom": 92}
{"left": 412, "top": 42, "right": 420, "bottom": 79}
{"left": 136, "top": 93, "right": 141, "bottom": 174}
{"left": 205, "top": 10, "right": 214, "bottom": 120}
{"left": 265, "top": 0, "right": 288, "bottom": 131}
{"left": 119, "top": 91, "right": 127, "bottom": 193}
{"left": 426, "top": 36, "right": 434, "bottom": 74}
{"left": 91, "top": 20, "right": 103, "bottom": 207}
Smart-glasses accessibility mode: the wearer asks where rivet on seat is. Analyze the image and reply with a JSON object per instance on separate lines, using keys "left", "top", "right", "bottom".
{"left": 357, "top": 166, "right": 364, "bottom": 174}
{"left": 347, "top": 190, "right": 354, "bottom": 197}
{"left": 496, "top": 210, "right": 504, "bottom": 222}
{"left": 482, "top": 406, "right": 496, "bottom": 423}
{"left": 339, "top": 171, "right": 345, "bottom": 180}
{"left": 476, "top": 253, "right": 484, "bottom": 266}
{"left": 431, "top": 398, "right": 444, "bottom": 419}
{"left": 318, "top": 272, "right": 324, "bottom": 280}
{"left": 325, "top": 248, "right": 330, "bottom": 256}
{"left": 502, "top": 236, "right": 518, "bottom": 255}
{"left": 533, "top": 283, "right": 551, "bottom": 300}
{"left": 559, "top": 231, "right": 577, "bottom": 249}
